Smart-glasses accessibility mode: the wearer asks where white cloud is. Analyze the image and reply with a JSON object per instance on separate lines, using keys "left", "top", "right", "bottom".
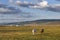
{"left": 15, "top": 0, "right": 34, "bottom": 7}
{"left": 9, "top": 0, "right": 13, "bottom": 3}
{"left": 15, "top": 0, "right": 33, "bottom": 5}
{"left": 16, "top": 0, "right": 22, "bottom": 4}
{"left": 47, "top": 4, "right": 60, "bottom": 12}
{"left": 0, "top": 3, "right": 21, "bottom": 14}
{"left": 29, "top": 1, "right": 60, "bottom": 12}
{"left": 8, "top": 0, "right": 60, "bottom": 12}
{"left": 29, "top": 1, "right": 48, "bottom": 9}
{"left": 0, "top": 8, "right": 11, "bottom": 12}
{"left": 15, "top": 0, "right": 48, "bottom": 8}
{"left": 37, "top": 1, "right": 48, "bottom": 7}
{"left": 23, "top": 1, "right": 29, "bottom": 4}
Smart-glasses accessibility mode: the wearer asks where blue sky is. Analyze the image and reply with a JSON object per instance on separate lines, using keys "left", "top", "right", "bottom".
{"left": 0, "top": 0, "right": 60, "bottom": 4}
{"left": 0, "top": 0, "right": 60, "bottom": 23}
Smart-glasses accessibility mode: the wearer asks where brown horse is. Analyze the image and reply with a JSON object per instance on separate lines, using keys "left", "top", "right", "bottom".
{"left": 41, "top": 28, "right": 44, "bottom": 34}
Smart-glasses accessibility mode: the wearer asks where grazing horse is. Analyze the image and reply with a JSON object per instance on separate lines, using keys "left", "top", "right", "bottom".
{"left": 40, "top": 28, "right": 44, "bottom": 40}
{"left": 41, "top": 28, "right": 44, "bottom": 34}
{"left": 32, "top": 29, "right": 36, "bottom": 35}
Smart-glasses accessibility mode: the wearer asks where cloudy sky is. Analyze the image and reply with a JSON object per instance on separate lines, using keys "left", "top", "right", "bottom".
{"left": 0, "top": 0, "right": 60, "bottom": 23}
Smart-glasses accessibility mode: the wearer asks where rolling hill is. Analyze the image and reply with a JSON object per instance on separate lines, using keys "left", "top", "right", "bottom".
{"left": 0, "top": 19, "right": 60, "bottom": 26}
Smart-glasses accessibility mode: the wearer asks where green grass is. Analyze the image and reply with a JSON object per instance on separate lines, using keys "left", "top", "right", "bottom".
{"left": 0, "top": 26, "right": 60, "bottom": 40}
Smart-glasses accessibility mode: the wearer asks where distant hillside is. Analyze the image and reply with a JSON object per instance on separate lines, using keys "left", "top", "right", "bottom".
{"left": 0, "top": 19, "right": 60, "bottom": 25}
{"left": 23, "top": 19, "right": 60, "bottom": 26}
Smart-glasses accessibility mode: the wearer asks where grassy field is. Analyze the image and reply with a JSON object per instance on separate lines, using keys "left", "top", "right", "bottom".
{"left": 0, "top": 25, "right": 60, "bottom": 40}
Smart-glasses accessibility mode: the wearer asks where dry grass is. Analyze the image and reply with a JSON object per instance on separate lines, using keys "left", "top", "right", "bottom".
{"left": 0, "top": 25, "right": 60, "bottom": 40}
